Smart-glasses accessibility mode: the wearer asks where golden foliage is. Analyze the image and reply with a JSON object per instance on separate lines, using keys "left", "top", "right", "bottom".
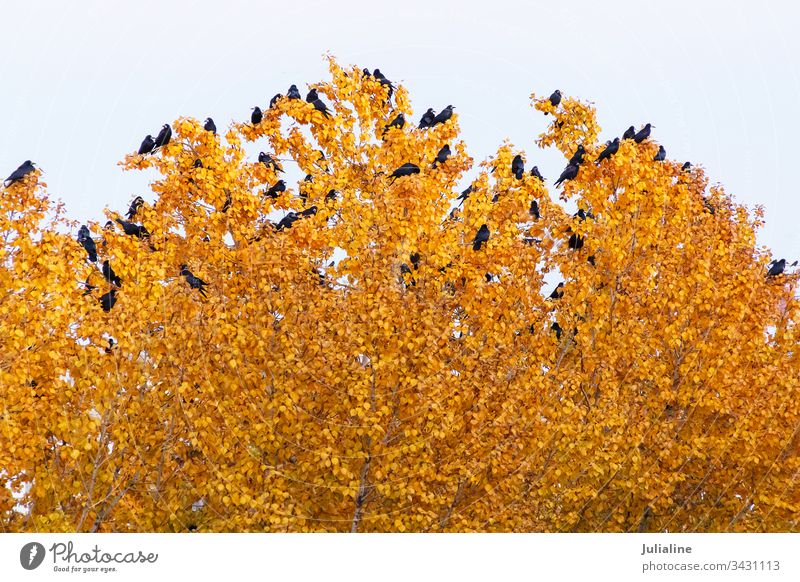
{"left": 1, "top": 58, "right": 798, "bottom": 532}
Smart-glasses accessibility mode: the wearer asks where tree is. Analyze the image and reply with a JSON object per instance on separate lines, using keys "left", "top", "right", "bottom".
{"left": 0, "top": 57, "right": 798, "bottom": 532}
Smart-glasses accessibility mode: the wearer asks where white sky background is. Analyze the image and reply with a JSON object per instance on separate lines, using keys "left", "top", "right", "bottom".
{"left": 1, "top": 0, "right": 798, "bottom": 261}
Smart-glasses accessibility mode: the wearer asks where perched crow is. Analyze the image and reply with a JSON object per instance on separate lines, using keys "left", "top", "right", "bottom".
{"left": 529, "top": 199, "right": 540, "bottom": 219}
{"left": 265, "top": 180, "right": 286, "bottom": 199}
{"left": 548, "top": 282, "right": 564, "bottom": 300}
{"left": 180, "top": 265, "right": 208, "bottom": 297}
{"left": 622, "top": 125, "right": 636, "bottom": 140}
{"left": 115, "top": 218, "right": 150, "bottom": 238}
{"left": 258, "top": 152, "right": 283, "bottom": 173}
{"left": 554, "top": 163, "right": 579, "bottom": 187}
{"left": 530, "top": 166, "right": 545, "bottom": 182}
{"left": 551, "top": 322, "right": 562, "bottom": 340}
{"left": 193, "top": 158, "right": 203, "bottom": 168}
{"left": 767, "top": 259, "right": 796, "bottom": 277}
{"left": 311, "top": 98, "right": 331, "bottom": 118}
{"left": 306, "top": 88, "right": 319, "bottom": 102}
{"left": 549, "top": 90, "right": 562, "bottom": 107}
{"left": 457, "top": 184, "right": 473, "bottom": 205}
{"left": 596, "top": 138, "right": 620, "bottom": 164}
{"left": 373, "top": 69, "right": 395, "bottom": 97}
{"left": 682, "top": 161, "right": 692, "bottom": 171}
{"left": 383, "top": 113, "right": 405, "bottom": 135}
{"left": 633, "top": 123, "right": 652, "bottom": 143}
{"left": 512, "top": 155, "right": 525, "bottom": 179}
{"left": 433, "top": 144, "right": 451, "bottom": 167}
{"left": 251, "top": 107, "right": 263, "bottom": 125}
{"left": 100, "top": 289, "right": 117, "bottom": 312}
{"left": 472, "top": 224, "right": 490, "bottom": 251}
{"left": 568, "top": 145, "right": 585, "bottom": 166}
{"left": 203, "top": 118, "right": 217, "bottom": 134}
{"left": 389, "top": 163, "right": 420, "bottom": 182}
{"left": 126, "top": 196, "right": 144, "bottom": 219}
{"left": 568, "top": 233, "right": 584, "bottom": 249}
{"left": 418, "top": 108, "right": 436, "bottom": 129}
{"left": 269, "top": 93, "right": 282, "bottom": 108}
{"left": 276, "top": 212, "right": 300, "bottom": 231}
{"left": 575, "top": 208, "right": 594, "bottom": 221}
{"left": 287, "top": 84, "right": 302, "bottom": 100}
{"left": 102, "top": 260, "right": 122, "bottom": 287}
{"left": 138, "top": 135, "right": 155, "bottom": 155}
{"left": 410, "top": 252, "right": 420, "bottom": 270}
{"left": 299, "top": 206, "right": 318, "bottom": 217}
{"left": 325, "top": 189, "right": 338, "bottom": 202}
{"left": 153, "top": 124, "right": 172, "bottom": 148}
{"left": 77, "top": 225, "right": 97, "bottom": 262}
{"left": 654, "top": 145, "right": 666, "bottom": 161}
{"left": 431, "top": 105, "right": 454, "bottom": 126}
{"left": 362, "top": 68, "right": 372, "bottom": 77}
{"left": 4, "top": 160, "right": 36, "bottom": 186}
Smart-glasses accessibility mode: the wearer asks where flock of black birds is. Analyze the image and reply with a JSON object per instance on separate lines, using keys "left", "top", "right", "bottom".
{"left": 2, "top": 74, "right": 797, "bottom": 319}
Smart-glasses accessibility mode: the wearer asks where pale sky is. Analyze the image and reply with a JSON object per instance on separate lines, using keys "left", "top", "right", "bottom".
{"left": 2, "top": 0, "right": 798, "bottom": 261}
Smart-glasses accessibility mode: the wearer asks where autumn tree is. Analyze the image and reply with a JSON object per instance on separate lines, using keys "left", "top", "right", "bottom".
{"left": 0, "top": 58, "right": 798, "bottom": 533}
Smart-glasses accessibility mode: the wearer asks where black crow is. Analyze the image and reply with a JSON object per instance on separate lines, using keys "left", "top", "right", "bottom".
{"left": 114, "top": 218, "right": 150, "bottom": 238}
{"left": 311, "top": 98, "right": 331, "bottom": 118}
{"left": 299, "top": 206, "right": 318, "bottom": 217}
{"left": 433, "top": 144, "right": 451, "bottom": 167}
{"left": 325, "top": 189, "right": 338, "bottom": 202}
{"left": 633, "top": 123, "right": 652, "bottom": 143}
{"left": 276, "top": 212, "right": 300, "bottom": 231}
{"left": 596, "top": 138, "right": 620, "bottom": 164}
{"left": 100, "top": 289, "right": 117, "bottom": 312}
{"left": 77, "top": 226, "right": 97, "bottom": 262}
{"left": 551, "top": 322, "right": 562, "bottom": 339}
{"left": 529, "top": 199, "right": 540, "bottom": 219}
{"left": 457, "top": 184, "right": 473, "bottom": 205}
{"left": 568, "top": 145, "right": 585, "bottom": 166}
{"left": 622, "top": 125, "right": 636, "bottom": 140}
{"left": 431, "top": 105, "right": 454, "bottom": 126}
{"left": 568, "top": 233, "right": 584, "bottom": 249}
{"left": 389, "top": 163, "right": 420, "bottom": 182}
{"left": 126, "top": 196, "right": 144, "bottom": 219}
{"left": 269, "top": 93, "right": 282, "bottom": 108}
{"left": 203, "top": 118, "right": 217, "bottom": 134}
{"left": 153, "top": 124, "right": 172, "bottom": 148}
{"left": 287, "top": 84, "right": 302, "bottom": 100}
{"left": 251, "top": 107, "right": 263, "bottom": 125}
{"left": 549, "top": 90, "right": 562, "bottom": 107}
{"left": 138, "top": 135, "right": 155, "bottom": 155}
{"left": 767, "top": 259, "right": 796, "bottom": 277}
{"left": 682, "top": 161, "right": 692, "bottom": 171}
{"left": 418, "top": 108, "right": 436, "bottom": 129}
{"left": 306, "top": 88, "right": 319, "bottom": 102}
{"left": 530, "top": 166, "right": 545, "bottom": 182}
{"left": 554, "top": 163, "right": 579, "bottom": 187}
{"left": 265, "top": 180, "right": 286, "bottom": 199}
{"left": 4, "top": 160, "right": 36, "bottom": 186}
{"left": 180, "top": 265, "right": 208, "bottom": 297}
{"left": 512, "top": 154, "right": 525, "bottom": 179}
{"left": 548, "top": 282, "right": 564, "bottom": 300}
{"left": 383, "top": 113, "right": 405, "bottom": 135}
{"left": 102, "top": 260, "right": 122, "bottom": 287}
{"left": 472, "top": 224, "right": 490, "bottom": 251}
{"left": 258, "top": 152, "right": 283, "bottom": 173}
{"left": 654, "top": 145, "right": 666, "bottom": 161}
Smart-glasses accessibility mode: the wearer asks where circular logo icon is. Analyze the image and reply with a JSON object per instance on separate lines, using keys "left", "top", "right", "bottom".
{"left": 20, "top": 542, "right": 46, "bottom": 570}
